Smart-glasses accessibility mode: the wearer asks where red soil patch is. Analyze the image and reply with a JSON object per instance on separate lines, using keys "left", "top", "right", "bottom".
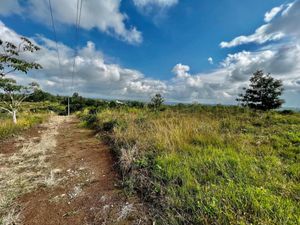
{"left": 18, "top": 117, "right": 150, "bottom": 225}
{"left": 0, "top": 125, "right": 46, "bottom": 155}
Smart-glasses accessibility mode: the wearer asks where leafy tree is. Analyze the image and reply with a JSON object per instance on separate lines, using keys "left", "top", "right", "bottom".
{"left": 0, "top": 78, "right": 39, "bottom": 123}
{"left": 0, "top": 37, "right": 42, "bottom": 123}
{"left": 149, "top": 93, "right": 164, "bottom": 110}
{"left": 0, "top": 37, "right": 42, "bottom": 77}
{"left": 237, "top": 70, "right": 284, "bottom": 110}
{"left": 27, "top": 89, "right": 55, "bottom": 102}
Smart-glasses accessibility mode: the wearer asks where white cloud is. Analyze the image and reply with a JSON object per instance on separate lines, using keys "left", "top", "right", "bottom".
{"left": 221, "top": 1, "right": 300, "bottom": 48}
{"left": 0, "top": 0, "right": 142, "bottom": 44}
{"left": 0, "top": 21, "right": 159, "bottom": 99}
{"left": 167, "top": 45, "right": 300, "bottom": 105}
{"left": 172, "top": 64, "right": 190, "bottom": 78}
{"left": 133, "top": 0, "right": 178, "bottom": 8}
{"left": 264, "top": 5, "right": 284, "bottom": 22}
{"left": 1, "top": 3, "right": 300, "bottom": 107}
{"left": 208, "top": 57, "right": 214, "bottom": 65}
{"left": 220, "top": 24, "right": 285, "bottom": 48}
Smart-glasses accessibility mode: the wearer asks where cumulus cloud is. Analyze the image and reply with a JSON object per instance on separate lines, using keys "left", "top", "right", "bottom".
{"left": 220, "top": 1, "right": 300, "bottom": 48}
{"left": 0, "top": 21, "right": 160, "bottom": 99}
{"left": 168, "top": 45, "right": 300, "bottom": 105}
{"left": 1, "top": 0, "right": 300, "bottom": 108}
{"left": 0, "top": 0, "right": 142, "bottom": 44}
{"left": 172, "top": 64, "right": 190, "bottom": 78}
{"left": 208, "top": 57, "right": 214, "bottom": 65}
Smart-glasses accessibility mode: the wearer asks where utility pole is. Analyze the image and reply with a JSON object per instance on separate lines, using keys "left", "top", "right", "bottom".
{"left": 67, "top": 97, "right": 70, "bottom": 116}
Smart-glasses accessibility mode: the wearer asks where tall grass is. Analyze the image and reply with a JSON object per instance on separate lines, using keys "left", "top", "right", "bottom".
{"left": 0, "top": 113, "right": 48, "bottom": 140}
{"left": 80, "top": 105, "right": 300, "bottom": 224}
{"left": 0, "top": 101, "right": 63, "bottom": 140}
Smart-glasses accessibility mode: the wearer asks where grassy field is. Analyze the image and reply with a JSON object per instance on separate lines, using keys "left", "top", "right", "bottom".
{"left": 80, "top": 105, "right": 300, "bottom": 225}
{"left": 0, "top": 113, "right": 47, "bottom": 140}
{"left": 0, "top": 102, "right": 64, "bottom": 140}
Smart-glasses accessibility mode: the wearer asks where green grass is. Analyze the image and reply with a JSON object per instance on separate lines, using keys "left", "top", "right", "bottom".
{"left": 0, "top": 102, "right": 58, "bottom": 140}
{"left": 0, "top": 113, "right": 48, "bottom": 140}
{"left": 79, "top": 105, "right": 300, "bottom": 225}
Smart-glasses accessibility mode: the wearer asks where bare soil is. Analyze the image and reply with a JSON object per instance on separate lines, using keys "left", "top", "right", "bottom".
{"left": 1, "top": 116, "right": 150, "bottom": 225}
{"left": 0, "top": 125, "right": 46, "bottom": 155}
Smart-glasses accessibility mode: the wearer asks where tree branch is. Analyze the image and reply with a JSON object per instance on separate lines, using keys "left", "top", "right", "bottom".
{"left": 0, "top": 106, "right": 12, "bottom": 114}
{"left": 16, "top": 94, "right": 30, "bottom": 108}
{"left": 2, "top": 68, "right": 17, "bottom": 76}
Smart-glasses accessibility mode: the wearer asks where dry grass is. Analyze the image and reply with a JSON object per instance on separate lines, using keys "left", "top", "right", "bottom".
{"left": 0, "top": 116, "right": 65, "bottom": 224}
{"left": 80, "top": 105, "right": 300, "bottom": 225}
{"left": 0, "top": 112, "right": 48, "bottom": 140}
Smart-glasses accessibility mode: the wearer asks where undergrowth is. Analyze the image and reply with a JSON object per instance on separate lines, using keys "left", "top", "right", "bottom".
{"left": 0, "top": 101, "right": 63, "bottom": 140}
{"left": 79, "top": 105, "right": 300, "bottom": 225}
{"left": 0, "top": 113, "right": 48, "bottom": 140}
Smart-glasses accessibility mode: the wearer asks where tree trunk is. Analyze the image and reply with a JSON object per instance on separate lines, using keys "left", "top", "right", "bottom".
{"left": 12, "top": 110, "right": 17, "bottom": 124}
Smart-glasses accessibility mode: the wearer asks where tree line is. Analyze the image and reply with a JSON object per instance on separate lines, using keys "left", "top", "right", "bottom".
{"left": 0, "top": 36, "right": 285, "bottom": 123}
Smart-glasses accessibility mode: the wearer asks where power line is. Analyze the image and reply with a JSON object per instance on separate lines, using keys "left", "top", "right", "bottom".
{"left": 71, "top": 0, "right": 83, "bottom": 94}
{"left": 47, "top": 0, "right": 64, "bottom": 90}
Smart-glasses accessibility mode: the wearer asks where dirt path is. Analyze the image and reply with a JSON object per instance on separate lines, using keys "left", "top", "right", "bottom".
{"left": 0, "top": 116, "right": 150, "bottom": 225}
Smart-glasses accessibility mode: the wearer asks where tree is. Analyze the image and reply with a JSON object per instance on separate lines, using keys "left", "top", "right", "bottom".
{"left": 149, "top": 93, "right": 164, "bottom": 110}
{"left": 0, "top": 78, "right": 39, "bottom": 124}
{"left": 237, "top": 70, "right": 284, "bottom": 110}
{"left": 0, "top": 36, "right": 42, "bottom": 123}
{"left": 0, "top": 37, "right": 42, "bottom": 77}
{"left": 27, "top": 89, "right": 55, "bottom": 102}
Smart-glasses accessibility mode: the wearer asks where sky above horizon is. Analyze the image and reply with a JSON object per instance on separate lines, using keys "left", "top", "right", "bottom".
{"left": 0, "top": 0, "right": 300, "bottom": 107}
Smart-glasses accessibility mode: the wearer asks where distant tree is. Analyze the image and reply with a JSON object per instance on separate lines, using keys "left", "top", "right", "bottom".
{"left": 71, "top": 92, "right": 84, "bottom": 112}
{"left": 0, "top": 78, "right": 39, "bottom": 123}
{"left": 149, "top": 93, "right": 164, "bottom": 110}
{"left": 237, "top": 70, "right": 284, "bottom": 110}
{"left": 72, "top": 92, "right": 79, "bottom": 98}
{"left": 127, "top": 100, "right": 145, "bottom": 108}
{"left": 0, "top": 37, "right": 42, "bottom": 77}
{"left": 27, "top": 89, "right": 55, "bottom": 102}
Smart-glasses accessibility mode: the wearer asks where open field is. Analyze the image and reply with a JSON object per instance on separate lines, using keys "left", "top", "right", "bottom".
{"left": 79, "top": 105, "right": 300, "bottom": 224}
{"left": 0, "top": 102, "right": 65, "bottom": 140}
{"left": 0, "top": 113, "right": 48, "bottom": 140}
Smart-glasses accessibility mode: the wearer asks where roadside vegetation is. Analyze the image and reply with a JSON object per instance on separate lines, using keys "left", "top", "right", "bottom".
{"left": 79, "top": 105, "right": 300, "bottom": 224}
{"left": 0, "top": 112, "right": 47, "bottom": 140}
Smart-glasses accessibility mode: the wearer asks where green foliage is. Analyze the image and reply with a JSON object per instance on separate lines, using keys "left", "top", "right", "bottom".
{"left": 60, "top": 92, "right": 108, "bottom": 114}
{"left": 0, "top": 37, "right": 42, "bottom": 77}
{"left": 237, "top": 70, "right": 284, "bottom": 111}
{"left": 80, "top": 105, "right": 300, "bottom": 224}
{"left": 0, "top": 78, "right": 41, "bottom": 123}
{"left": 149, "top": 93, "right": 164, "bottom": 110}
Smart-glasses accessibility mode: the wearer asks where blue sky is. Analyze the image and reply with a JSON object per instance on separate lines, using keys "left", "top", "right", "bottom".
{"left": 0, "top": 0, "right": 300, "bottom": 106}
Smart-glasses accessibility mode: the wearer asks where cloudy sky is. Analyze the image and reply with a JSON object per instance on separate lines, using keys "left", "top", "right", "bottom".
{"left": 0, "top": 0, "right": 299, "bottom": 106}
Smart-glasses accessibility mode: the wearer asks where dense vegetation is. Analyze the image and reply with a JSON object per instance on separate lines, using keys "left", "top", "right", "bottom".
{"left": 79, "top": 105, "right": 300, "bottom": 225}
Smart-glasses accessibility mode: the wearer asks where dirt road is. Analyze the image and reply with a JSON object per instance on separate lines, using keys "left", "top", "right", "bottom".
{"left": 0, "top": 116, "right": 150, "bottom": 225}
